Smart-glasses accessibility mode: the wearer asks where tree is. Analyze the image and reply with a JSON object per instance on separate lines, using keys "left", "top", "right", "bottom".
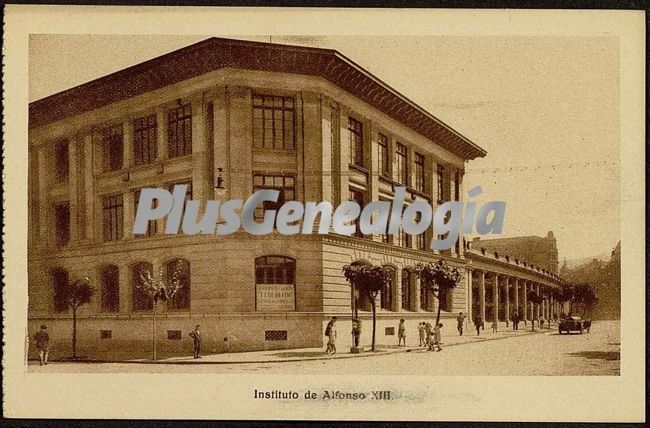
{"left": 527, "top": 290, "right": 543, "bottom": 331}
{"left": 415, "top": 260, "right": 463, "bottom": 327}
{"left": 53, "top": 276, "right": 94, "bottom": 359}
{"left": 137, "top": 260, "right": 186, "bottom": 360}
{"left": 572, "top": 283, "right": 599, "bottom": 317}
{"left": 342, "top": 263, "right": 391, "bottom": 352}
{"left": 552, "top": 285, "right": 571, "bottom": 317}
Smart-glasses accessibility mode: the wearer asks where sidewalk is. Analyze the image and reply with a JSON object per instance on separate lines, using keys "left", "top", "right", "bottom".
{"left": 123, "top": 323, "right": 556, "bottom": 365}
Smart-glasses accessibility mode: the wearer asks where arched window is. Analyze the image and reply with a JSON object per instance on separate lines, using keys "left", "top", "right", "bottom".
{"left": 100, "top": 265, "right": 120, "bottom": 312}
{"left": 132, "top": 262, "right": 153, "bottom": 311}
{"left": 420, "top": 284, "right": 431, "bottom": 311}
{"left": 255, "top": 256, "right": 296, "bottom": 311}
{"left": 167, "top": 259, "right": 190, "bottom": 310}
{"left": 401, "top": 269, "right": 411, "bottom": 311}
{"left": 52, "top": 268, "right": 69, "bottom": 313}
{"left": 381, "top": 266, "right": 395, "bottom": 311}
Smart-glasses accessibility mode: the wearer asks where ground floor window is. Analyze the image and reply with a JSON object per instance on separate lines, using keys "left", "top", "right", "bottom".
{"left": 100, "top": 265, "right": 120, "bottom": 312}
{"left": 401, "top": 269, "right": 411, "bottom": 311}
{"left": 132, "top": 262, "right": 153, "bottom": 311}
{"left": 167, "top": 259, "right": 190, "bottom": 310}
{"left": 255, "top": 256, "right": 296, "bottom": 311}
{"left": 52, "top": 268, "right": 69, "bottom": 313}
{"left": 381, "top": 266, "right": 394, "bottom": 310}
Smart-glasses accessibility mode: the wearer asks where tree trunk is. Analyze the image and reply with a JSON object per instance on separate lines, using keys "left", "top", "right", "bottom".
{"left": 72, "top": 306, "right": 77, "bottom": 358}
{"left": 370, "top": 297, "right": 376, "bottom": 352}
{"left": 435, "top": 294, "right": 443, "bottom": 327}
{"left": 152, "top": 299, "right": 157, "bottom": 360}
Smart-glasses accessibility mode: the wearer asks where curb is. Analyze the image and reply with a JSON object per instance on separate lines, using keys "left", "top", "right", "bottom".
{"left": 46, "top": 328, "right": 551, "bottom": 365}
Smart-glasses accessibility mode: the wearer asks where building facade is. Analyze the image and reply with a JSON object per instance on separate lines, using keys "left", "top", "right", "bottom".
{"left": 471, "top": 231, "right": 560, "bottom": 274}
{"left": 28, "top": 38, "right": 563, "bottom": 360}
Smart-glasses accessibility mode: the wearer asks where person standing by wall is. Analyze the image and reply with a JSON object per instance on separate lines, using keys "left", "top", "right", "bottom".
{"left": 474, "top": 316, "right": 483, "bottom": 336}
{"left": 398, "top": 319, "right": 406, "bottom": 346}
{"left": 189, "top": 324, "right": 202, "bottom": 359}
{"left": 456, "top": 312, "right": 465, "bottom": 336}
{"left": 33, "top": 325, "right": 49, "bottom": 366}
{"left": 326, "top": 317, "right": 337, "bottom": 355}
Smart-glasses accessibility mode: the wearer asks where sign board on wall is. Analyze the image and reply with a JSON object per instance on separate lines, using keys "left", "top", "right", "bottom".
{"left": 256, "top": 283, "right": 296, "bottom": 311}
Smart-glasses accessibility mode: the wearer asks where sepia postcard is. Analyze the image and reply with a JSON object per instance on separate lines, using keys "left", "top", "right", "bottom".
{"left": 2, "top": 5, "right": 646, "bottom": 422}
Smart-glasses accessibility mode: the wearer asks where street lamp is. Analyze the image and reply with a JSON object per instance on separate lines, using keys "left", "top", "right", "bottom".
{"left": 214, "top": 167, "right": 226, "bottom": 197}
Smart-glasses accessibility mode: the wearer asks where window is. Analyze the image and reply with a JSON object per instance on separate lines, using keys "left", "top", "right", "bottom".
{"left": 415, "top": 212, "right": 427, "bottom": 251}
{"left": 134, "top": 189, "right": 158, "bottom": 237}
{"left": 100, "top": 330, "right": 112, "bottom": 339}
{"left": 253, "top": 94, "right": 295, "bottom": 150}
{"left": 395, "top": 226, "right": 410, "bottom": 248}
{"left": 102, "top": 124, "right": 124, "bottom": 172}
{"left": 420, "top": 283, "right": 430, "bottom": 311}
{"left": 54, "top": 202, "right": 70, "bottom": 247}
{"left": 167, "top": 259, "right": 190, "bottom": 310}
{"left": 454, "top": 169, "right": 461, "bottom": 201}
{"left": 102, "top": 194, "right": 123, "bottom": 242}
{"left": 378, "top": 133, "right": 389, "bottom": 177}
{"left": 133, "top": 115, "right": 157, "bottom": 166}
{"left": 437, "top": 164, "right": 445, "bottom": 203}
{"left": 167, "top": 104, "right": 192, "bottom": 158}
{"left": 132, "top": 262, "right": 153, "bottom": 311}
{"left": 167, "top": 330, "right": 182, "bottom": 340}
{"left": 252, "top": 174, "right": 295, "bottom": 221}
{"left": 401, "top": 269, "right": 411, "bottom": 311}
{"left": 52, "top": 268, "right": 69, "bottom": 313}
{"left": 255, "top": 256, "right": 295, "bottom": 284}
{"left": 348, "top": 117, "right": 363, "bottom": 167}
{"left": 167, "top": 181, "right": 193, "bottom": 201}
{"left": 100, "top": 265, "right": 119, "bottom": 313}
{"left": 54, "top": 141, "right": 69, "bottom": 182}
{"left": 381, "top": 267, "right": 394, "bottom": 311}
{"left": 396, "top": 142, "right": 408, "bottom": 185}
{"left": 414, "top": 152, "right": 425, "bottom": 192}
{"left": 348, "top": 188, "right": 365, "bottom": 238}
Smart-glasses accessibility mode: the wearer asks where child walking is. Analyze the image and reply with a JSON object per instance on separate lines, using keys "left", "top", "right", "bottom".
{"left": 418, "top": 322, "right": 426, "bottom": 346}
{"left": 432, "top": 323, "right": 443, "bottom": 352}
{"left": 491, "top": 319, "right": 498, "bottom": 333}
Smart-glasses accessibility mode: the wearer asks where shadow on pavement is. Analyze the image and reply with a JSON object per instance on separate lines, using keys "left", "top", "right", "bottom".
{"left": 567, "top": 351, "right": 620, "bottom": 361}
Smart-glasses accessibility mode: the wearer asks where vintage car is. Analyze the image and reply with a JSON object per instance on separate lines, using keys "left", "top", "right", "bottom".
{"left": 558, "top": 316, "right": 591, "bottom": 334}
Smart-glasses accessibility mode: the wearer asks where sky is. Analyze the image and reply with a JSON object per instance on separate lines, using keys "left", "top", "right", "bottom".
{"left": 29, "top": 35, "right": 621, "bottom": 262}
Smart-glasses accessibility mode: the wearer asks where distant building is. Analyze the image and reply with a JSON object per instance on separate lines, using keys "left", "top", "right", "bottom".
{"left": 471, "top": 231, "right": 559, "bottom": 274}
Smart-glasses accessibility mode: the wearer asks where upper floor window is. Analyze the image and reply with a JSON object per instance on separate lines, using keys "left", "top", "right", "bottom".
{"left": 134, "top": 189, "right": 158, "bottom": 238}
{"left": 167, "top": 104, "right": 192, "bottom": 158}
{"left": 378, "top": 133, "right": 389, "bottom": 178}
{"left": 396, "top": 226, "right": 410, "bottom": 248}
{"left": 414, "top": 152, "right": 425, "bottom": 192}
{"left": 348, "top": 117, "right": 363, "bottom": 167}
{"left": 102, "top": 124, "right": 124, "bottom": 172}
{"left": 167, "top": 181, "right": 193, "bottom": 202}
{"left": 54, "top": 141, "right": 69, "bottom": 183}
{"left": 133, "top": 115, "right": 157, "bottom": 166}
{"left": 255, "top": 256, "right": 295, "bottom": 285}
{"left": 454, "top": 169, "right": 461, "bottom": 201}
{"left": 102, "top": 194, "right": 123, "bottom": 242}
{"left": 437, "top": 164, "right": 445, "bottom": 203}
{"left": 396, "top": 142, "right": 408, "bottom": 185}
{"left": 253, "top": 94, "right": 295, "bottom": 150}
{"left": 349, "top": 187, "right": 365, "bottom": 238}
{"left": 415, "top": 212, "right": 427, "bottom": 251}
{"left": 54, "top": 202, "right": 70, "bottom": 247}
{"left": 253, "top": 174, "right": 295, "bottom": 221}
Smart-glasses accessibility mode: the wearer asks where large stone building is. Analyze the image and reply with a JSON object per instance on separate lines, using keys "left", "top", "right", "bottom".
{"left": 28, "top": 37, "right": 564, "bottom": 360}
{"left": 471, "top": 231, "right": 560, "bottom": 274}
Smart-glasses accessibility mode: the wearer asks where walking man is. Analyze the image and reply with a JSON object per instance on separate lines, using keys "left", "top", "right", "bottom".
{"left": 325, "top": 317, "right": 337, "bottom": 355}
{"left": 512, "top": 312, "right": 519, "bottom": 331}
{"left": 398, "top": 319, "right": 406, "bottom": 346}
{"left": 456, "top": 312, "right": 465, "bottom": 336}
{"left": 189, "top": 324, "right": 202, "bottom": 359}
{"left": 432, "top": 323, "right": 443, "bottom": 352}
{"left": 34, "top": 325, "right": 49, "bottom": 366}
{"left": 474, "top": 316, "right": 483, "bottom": 336}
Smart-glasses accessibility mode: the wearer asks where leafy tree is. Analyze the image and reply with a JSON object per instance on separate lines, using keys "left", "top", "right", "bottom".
{"left": 527, "top": 290, "right": 543, "bottom": 331}
{"left": 415, "top": 260, "right": 463, "bottom": 327}
{"left": 552, "top": 285, "right": 571, "bottom": 317}
{"left": 137, "top": 261, "right": 185, "bottom": 360}
{"left": 572, "top": 283, "right": 599, "bottom": 317}
{"left": 53, "top": 276, "right": 94, "bottom": 358}
{"left": 342, "top": 263, "right": 391, "bottom": 351}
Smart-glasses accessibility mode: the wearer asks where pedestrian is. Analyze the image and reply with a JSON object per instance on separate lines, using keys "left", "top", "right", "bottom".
{"left": 33, "top": 325, "right": 49, "bottom": 366}
{"left": 398, "top": 319, "right": 406, "bottom": 346}
{"left": 432, "top": 323, "right": 443, "bottom": 352}
{"left": 512, "top": 312, "right": 519, "bottom": 331}
{"left": 491, "top": 319, "right": 498, "bottom": 333}
{"left": 351, "top": 318, "right": 361, "bottom": 348}
{"left": 474, "top": 316, "right": 483, "bottom": 336}
{"left": 456, "top": 312, "right": 465, "bottom": 336}
{"left": 425, "top": 322, "right": 433, "bottom": 350}
{"left": 540, "top": 318, "right": 545, "bottom": 329}
{"left": 326, "top": 317, "right": 337, "bottom": 355}
{"left": 189, "top": 324, "right": 202, "bottom": 358}
{"left": 418, "top": 322, "right": 426, "bottom": 346}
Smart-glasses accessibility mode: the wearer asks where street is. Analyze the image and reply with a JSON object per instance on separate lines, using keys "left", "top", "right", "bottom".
{"left": 29, "top": 320, "right": 620, "bottom": 375}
